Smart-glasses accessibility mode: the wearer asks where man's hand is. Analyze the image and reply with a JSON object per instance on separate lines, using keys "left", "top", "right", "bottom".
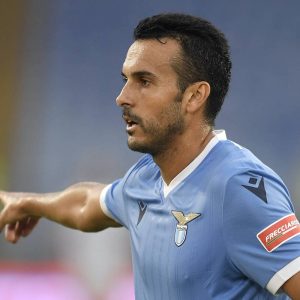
{"left": 4, "top": 217, "right": 40, "bottom": 243}
{"left": 0, "top": 192, "right": 40, "bottom": 243}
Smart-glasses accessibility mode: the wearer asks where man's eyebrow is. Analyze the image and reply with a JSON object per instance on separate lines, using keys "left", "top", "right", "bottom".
{"left": 121, "top": 70, "right": 157, "bottom": 79}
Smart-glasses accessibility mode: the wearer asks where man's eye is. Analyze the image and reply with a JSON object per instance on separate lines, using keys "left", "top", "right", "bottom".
{"left": 122, "top": 77, "right": 128, "bottom": 83}
{"left": 140, "top": 79, "right": 150, "bottom": 87}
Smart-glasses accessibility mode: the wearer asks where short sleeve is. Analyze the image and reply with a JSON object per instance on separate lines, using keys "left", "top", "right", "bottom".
{"left": 99, "top": 154, "right": 155, "bottom": 229}
{"left": 223, "top": 171, "right": 300, "bottom": 294}
{"left": 100, "top": 179, "right": 127, "bottom": 227}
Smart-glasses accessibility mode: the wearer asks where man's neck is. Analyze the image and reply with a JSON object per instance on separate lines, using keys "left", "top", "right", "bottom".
{"left": 153, "top": 127, "right": 214, "bottom": 185}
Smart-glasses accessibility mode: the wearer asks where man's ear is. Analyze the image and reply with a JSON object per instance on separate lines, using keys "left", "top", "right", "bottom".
{"left": 182, "top": 81, "right": 210, "bottom": 113}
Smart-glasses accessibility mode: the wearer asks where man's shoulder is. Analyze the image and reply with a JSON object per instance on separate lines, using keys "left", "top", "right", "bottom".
{"left": 214, "top": 140, "right": 291, "bottom": 207}
{"left": 214, "top": 139, "right": 276, "bottom": 177}
{"left": 207, "top": 139, "right": 284, "bottom": 196}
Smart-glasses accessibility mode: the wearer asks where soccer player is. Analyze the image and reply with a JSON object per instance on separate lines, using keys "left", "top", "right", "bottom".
{"left": 0, "top": 13, "right": 300, "bottom": 299}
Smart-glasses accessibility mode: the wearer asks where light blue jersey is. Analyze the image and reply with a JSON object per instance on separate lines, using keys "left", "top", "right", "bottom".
{"left": 100, "top": 131, "right": 300, "bottom": 299}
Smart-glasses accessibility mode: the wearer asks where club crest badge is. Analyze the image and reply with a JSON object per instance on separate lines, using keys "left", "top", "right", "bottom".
{"left": 171, "top": 210, "right": 201, "bottom": 247}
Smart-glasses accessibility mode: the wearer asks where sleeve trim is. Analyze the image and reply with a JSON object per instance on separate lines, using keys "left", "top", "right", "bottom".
{"left": 266, "top": 256, "right": 300, "bottom": 294}
{"left": 99, "top": 184, "right": 119, "bottom": 223}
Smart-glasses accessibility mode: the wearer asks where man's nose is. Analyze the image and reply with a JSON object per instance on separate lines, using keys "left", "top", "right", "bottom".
{"left": 116, "top": 84, "right": 134, "bottom": 107}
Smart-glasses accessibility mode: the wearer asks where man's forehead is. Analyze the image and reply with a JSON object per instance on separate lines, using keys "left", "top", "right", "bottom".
{"left": 122, "top": 38, "right": 181, "bottom": 73}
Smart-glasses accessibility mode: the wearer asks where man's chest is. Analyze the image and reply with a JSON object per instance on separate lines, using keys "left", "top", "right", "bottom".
{"left": 126, "top": 190, "right": 223, "bottom": 283}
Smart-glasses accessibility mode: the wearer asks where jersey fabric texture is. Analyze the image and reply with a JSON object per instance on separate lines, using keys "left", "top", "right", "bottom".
{"left": 100, "top": 130, "right": 300, "bottom": 300}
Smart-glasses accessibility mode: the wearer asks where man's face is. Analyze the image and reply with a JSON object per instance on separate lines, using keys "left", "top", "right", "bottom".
{"left": 116, "top": 38, "right": 186, "bottom": 156}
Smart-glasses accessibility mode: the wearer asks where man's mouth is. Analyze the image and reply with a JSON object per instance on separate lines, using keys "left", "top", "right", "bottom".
{"left": 123, "top": 114, "right": 139, "bottom": 130}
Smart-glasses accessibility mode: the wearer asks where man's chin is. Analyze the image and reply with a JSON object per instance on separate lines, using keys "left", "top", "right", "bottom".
{"left": 127, "top": 142, "right": 146, "bottom": 153}
{"left": 127, "top": 138, "right": 152, "bottom": 154}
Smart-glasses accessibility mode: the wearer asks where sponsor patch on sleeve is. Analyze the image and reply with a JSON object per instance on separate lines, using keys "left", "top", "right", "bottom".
{"left": 257, "top": 214, "right": 300, "bottom": 252}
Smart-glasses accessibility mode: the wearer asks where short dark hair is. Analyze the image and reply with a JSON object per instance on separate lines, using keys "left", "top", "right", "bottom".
{"left": 134, "top": 13, "right": 232, "bottom": 126}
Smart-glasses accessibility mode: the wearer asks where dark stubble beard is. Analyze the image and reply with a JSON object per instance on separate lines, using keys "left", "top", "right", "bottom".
{"left": 126, "top": 93, "right": 185, "bottom": 156}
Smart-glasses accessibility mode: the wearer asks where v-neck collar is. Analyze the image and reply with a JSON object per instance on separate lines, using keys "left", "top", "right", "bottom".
{"left": 162, "top": 130, "right": 227, "bottom": 198}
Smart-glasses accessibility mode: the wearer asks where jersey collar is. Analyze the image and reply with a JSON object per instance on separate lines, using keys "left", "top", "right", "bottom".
{"left": 163, "top": 130, "right": 227, "bottom": 198}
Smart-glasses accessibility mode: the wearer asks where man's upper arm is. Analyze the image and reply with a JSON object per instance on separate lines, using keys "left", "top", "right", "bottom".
{"left": 80, "top": 183, "right": 121, "bottom": 232}
{"left": 282, "top": 271, "right": 300, "bottom": 299}
{"left": 223, "top": 171, "right": 300, "bottom": 294}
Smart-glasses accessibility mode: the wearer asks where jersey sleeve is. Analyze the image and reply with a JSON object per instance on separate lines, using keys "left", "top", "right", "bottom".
{"left": 99, "top": 155, "right": 153, "bottom": 229}
{"left": 100, "top": 179, "right": 127, "bottom": 227}
{"left": 222, "top": 170, "right": 300, "bottom": 295}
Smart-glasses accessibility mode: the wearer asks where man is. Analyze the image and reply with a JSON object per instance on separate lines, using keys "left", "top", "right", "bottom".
{"left": 0, "top": 13, "right": 300, "bottom": 299}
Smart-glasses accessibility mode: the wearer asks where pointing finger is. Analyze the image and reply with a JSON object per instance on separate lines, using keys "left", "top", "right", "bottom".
{"left": 4, "top": 223, "right": 19, "bottom": 243}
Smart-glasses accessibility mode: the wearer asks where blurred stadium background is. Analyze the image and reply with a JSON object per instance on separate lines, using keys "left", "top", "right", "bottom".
{"left": 0, "top": 0, "right": 299, "bottom": 299}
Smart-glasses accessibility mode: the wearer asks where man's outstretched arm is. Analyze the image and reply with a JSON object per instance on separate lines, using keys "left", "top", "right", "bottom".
{"left": 0, "top": 182, "right": 120, "bottom": 243}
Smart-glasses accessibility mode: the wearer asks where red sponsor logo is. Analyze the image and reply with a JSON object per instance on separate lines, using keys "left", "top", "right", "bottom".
{"left": 257, "top": 214, "right": 300, "bottom": 252}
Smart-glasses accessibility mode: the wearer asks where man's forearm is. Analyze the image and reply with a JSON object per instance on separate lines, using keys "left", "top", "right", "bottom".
{"left": 26, "top": 186, "right": 87, "bottom": 230}
{"left": 0, "top": 182, "right": 114, "bottom": 239}
{"left": 24, "top": 182, "right": 108, "bottom": 231}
